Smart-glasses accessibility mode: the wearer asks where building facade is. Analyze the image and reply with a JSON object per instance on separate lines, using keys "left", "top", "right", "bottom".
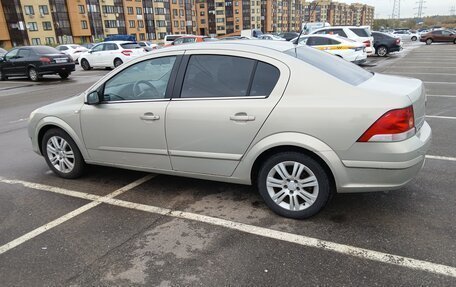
{"left": 0, "top": 0, "right": 374, "bottom": 49}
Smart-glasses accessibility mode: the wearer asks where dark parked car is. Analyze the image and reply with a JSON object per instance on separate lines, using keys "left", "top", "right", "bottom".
{"left": 278, "top": 32, "right": 300, "bottom": 41}
{"left": 0, "top": 47, "right": 7, "bottom": 57}
{"left": 420, "top": 30, "right": 456, "bottom": 45}
{"left": 0, "top": 46, "right": 74, "bottom": 81}
{"left": 372, "top": 31, "right": 402, "bottom": 57}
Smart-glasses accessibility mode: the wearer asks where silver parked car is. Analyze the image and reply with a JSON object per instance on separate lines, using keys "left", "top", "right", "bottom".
{"left": 28, "top": 41, "right": 431, "bottom": 218}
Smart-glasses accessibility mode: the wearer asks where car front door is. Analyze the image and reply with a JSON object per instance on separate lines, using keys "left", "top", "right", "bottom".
{"left": 1, "top": 48, "right": 19, "bottom": 76}
{"left": 86, "top": 43, "right": 105, "bottom": 67}
{"left": 103, "top": 43, "right": 118, "bottom": 66}
{"left": 80, "top": 53, "right": 181, "bottom": 170}
{"left": 165, "top": 52, "right": 289, "bottom": 176}
{"left": 441, "top": 30, "right": 454, "bottom": 42}
{"left": 15, "top": 48, "right": 32, "bottom": 75}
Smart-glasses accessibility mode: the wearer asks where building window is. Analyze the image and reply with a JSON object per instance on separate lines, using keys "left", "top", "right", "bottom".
{"left": 138, "top": 20, "right": 144, "bottom": 28}
{"left": 139, "top": 33, "right": 145, "bottom": 40}
{"left": 24, "top": 5, "right": 34, "bottom": 15}
{"left": 45, "top": 37, "right": 55, "bottom": 45}
{"left": 39, "top": 5, "right": 49, "bottom": 15}
{"left": 42, "top": 21, "right": 52, "bottom": 31}
{"left": 82, "top": 20, "right": 88, "bottom": 29}
{"left": 136, "top": 7, "right": 142, "bottom": 15}
{"left": 129, "top": 20, "right": 135, "bottom": 28}
{"left": 78, "top": 5, "right": 85, "bottom": 14}
{"left": 28, "top": 22, "right": 38, "bottom": 31}
{"left": 173, "top": 20, "right": 178, "bottom": 27}
{"left": 127, "top": 7, "right": 133, "bottom": 14}
{"left": 31, "top": 38, "right": 41, "bottom": 45}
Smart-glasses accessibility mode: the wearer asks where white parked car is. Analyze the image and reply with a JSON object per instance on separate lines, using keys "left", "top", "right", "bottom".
{"left": 55, "top": 44, "right": 88, "bottom": 62}
{"left": 163, "top": 35, "right": 190, "bottom": 46}
{"left": 311, "top": 26, "right": 375, "bottom": 55}
{"left": 138, "top": 41, "right": 159, "bottom": 51}
{"left": 293, "top": 35, "right": 367, "bottom": 64}
{"left": 258, "top": 34, "right": 286, "bottom": 41}
{"left": 391, "top": 30, "right": 419, "bottom": 41}
{"left": 79, "top": 41, "right": 146, "bottom": 70}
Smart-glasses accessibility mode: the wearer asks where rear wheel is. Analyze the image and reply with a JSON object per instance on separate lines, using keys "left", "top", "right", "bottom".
{"left": 411, "top": 36, "right": 417, "bottom": 41}
{"left": 80, "top": 59, "right": 91, "bottom": 71}
{"left": 454, "top": 39, "right": 456, "bottom": 44}
{"left": 59, "top": 72, "right": 70, "bottom": 79}
{"left": 41, "top": 128, "right": 86, "bottom": 179}
{"left": 28, "top": 67, "right": 40, "bottom": 81}
{"left": 114, "top": 58, "right": 123, "bottom": 68}
{"left": 257, "top": 152, "right": 332, "bottom": 219}
{"left": 426, "top": 39, "right": 433, "bottom": 45}
{"left": 376, "top": 46, "right": 388, "bottom": 57}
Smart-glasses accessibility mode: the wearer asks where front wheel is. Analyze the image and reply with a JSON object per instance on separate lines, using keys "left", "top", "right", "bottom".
{"left": 426, "top": 39, "right": 433, "bottom": 45}
{"left": 41, "top": 128, "right": 86, "bottom": 179}
{"left": 80, "top": 59, "right": 91, "bottom": 71}
{"left": 411, "top": 36, "right": 417, "bottom": 41}
{"left": 114, "top": 58, "right": 123, "bottom": 68}
{"left": 376, "top": 46, "right": 388, "bottom": 57}
{"left": 28, "top": 67, "right": 40, "bottom": 81}
{"left": 59, "top": 72, "right": 70, "bottom": 79}
{"left": 257, "top": 152, "right": 332, "bottom": 219}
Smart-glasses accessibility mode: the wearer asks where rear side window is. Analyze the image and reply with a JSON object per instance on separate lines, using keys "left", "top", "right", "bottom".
{"left": 180, "top": 55, "right": 255, "bottom": 98}
{"left": 285, "top": 46, "right": 373, "bottom": 86}
{"left": 18, "top": 49, "right": 31, "bottom": 57}
{"left": 329, "top": 29, "right": 347, "bottom": 37}
{"left": 120, "top": 43, "right": 141, "bottom": 49}
{"left": 104, "top": 43, "right": 118, "bottom": 51}
{"left": 33, "top": 46, "right": 60, "bottom": 54}
{"left": 250, "top": 62, "right": 280, "bottom": 97}
{"left": 166, "top": 36, "right": 180, "bottom": 42}
{"left": 350, "top": 28, "right": 370, "bottom": 37}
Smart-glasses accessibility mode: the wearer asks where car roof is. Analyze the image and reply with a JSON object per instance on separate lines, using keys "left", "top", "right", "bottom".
{"left": 163, "top": 40, "right": 296, "bottom": 53}
{"left": 101, "top": 41, "right": 136, "bottom": 44}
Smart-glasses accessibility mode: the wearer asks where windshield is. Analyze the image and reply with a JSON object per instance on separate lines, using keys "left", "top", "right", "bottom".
{"left": 350, "top": 28, "right": 371, "bottom": 37}
{"left": 120, "top": 43, "right": 141, "bottom": 49}
{"left": 284, "top": 46, "right": 373, "bottom": 86}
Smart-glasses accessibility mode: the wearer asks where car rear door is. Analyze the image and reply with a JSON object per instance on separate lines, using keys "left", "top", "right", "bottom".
{"left": 1, "top": 48, "right": 19, "bottom": 75}
{"left": 14, "top": 48, "right": 32, "bottom": 75}
{"left": 165, "top": 51, "right": 290, "bottom": 176}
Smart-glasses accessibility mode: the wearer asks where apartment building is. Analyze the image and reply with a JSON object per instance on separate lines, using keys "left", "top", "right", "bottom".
{"left": 0, "top": 0, "right": 374, "bottom": 49}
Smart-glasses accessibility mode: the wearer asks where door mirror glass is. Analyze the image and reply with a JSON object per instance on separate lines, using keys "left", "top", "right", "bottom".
{"left": 0, "top": 56, "right": 4, "bottom": 62}
{"left": 85, "top": 91, "right": 101, "bottom": 105}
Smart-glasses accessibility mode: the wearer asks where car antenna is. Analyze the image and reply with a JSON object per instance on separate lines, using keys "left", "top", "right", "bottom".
{"left": 293, "top": 22, "right": 307, "bottom": 45}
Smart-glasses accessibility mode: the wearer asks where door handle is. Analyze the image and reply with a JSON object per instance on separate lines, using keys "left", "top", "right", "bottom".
{"left": 140, "top": 112, "right": 160, "bottom": 121}
{"left": 230, "top": 112, "right": 255, "bottom": 122}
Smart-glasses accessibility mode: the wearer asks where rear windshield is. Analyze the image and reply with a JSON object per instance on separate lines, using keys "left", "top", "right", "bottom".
{"left": 203, "top": 37, "right": 218, "bottom": 42}
{"left": 165, "top": 36, "right": 181, "bottom": 41}
{"left": 70, "top": 45, "right": 80, "bottom": 49}
{"left": 120, "top": 43, "right": 141, "bottom": 49}
{"left": 33, "top": 46, "right": 60, "bottom": 54}
{"left": 284, "top": 46, "right": 373, "bottom": 86}
{"left": 350, "top": 28, "right": 371, "bottom": 37}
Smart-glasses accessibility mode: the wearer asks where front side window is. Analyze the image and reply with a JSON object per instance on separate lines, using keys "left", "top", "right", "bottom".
{"left": 91, "top": 44, "right": 104, "bottom": 52}
{"left": 17, "top": 49, "right": 31, "bottom": 58}
{"left": 103, "top": 56, "right": 176, "bottom": 101}
{"left": 180, "top": 55, "right": 255, "bottom": 98}
{"left": 5, "top": 49, "right": 19, "bottom": 60}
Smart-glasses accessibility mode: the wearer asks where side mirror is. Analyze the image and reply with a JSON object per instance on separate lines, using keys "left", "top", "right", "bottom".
{"left": 0, "top": 56, "right": 4, "bottom": 62}
{"left": 88, "top": 50, "right": 93, "bottom": 54}
{"left": 85, "top": 91, "right": 101, "bottom": 105}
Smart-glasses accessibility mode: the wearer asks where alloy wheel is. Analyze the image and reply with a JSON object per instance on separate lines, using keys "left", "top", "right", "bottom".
{"left": 46, "top": 136, "right": 75, "bottom": 173}
{"left": 266, "top": 161, "right": 319, "bottom": 211}
{"left": 29, "top": 68, "right": 38, "bottom": 81}
{"left": 377, "top": 47, "right": 388, "bottom": 57}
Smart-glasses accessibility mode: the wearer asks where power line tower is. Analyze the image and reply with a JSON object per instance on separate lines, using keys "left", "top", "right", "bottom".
{"left": 391, "top": 0, "right": 401, "bottom": 19}
{"left": 415, "top": 0, "right": 426, "bottom": 18}
{"left": 450, "top": 5, "right": 456, "bottom": 16}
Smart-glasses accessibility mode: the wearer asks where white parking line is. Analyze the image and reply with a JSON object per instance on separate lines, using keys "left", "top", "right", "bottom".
{"left": 426, "top": 155, "right": 456, "bottom": 162}
{"left": 0, "top": 174, "right": 154, "bottom": 255}
{"left": 424, "top": 81, "right": 456, "bottom": 85}
{"left": 0, "top": 176, "right": 456, "bottom": 278}
{"left": 426, "top": 115, "right": 456, "bottom": 120}
{"left": 427, "top": 95, "right": 456, "bottom": 98}
{"left": 388, "top": 72, "right": 456, "bottom": 76}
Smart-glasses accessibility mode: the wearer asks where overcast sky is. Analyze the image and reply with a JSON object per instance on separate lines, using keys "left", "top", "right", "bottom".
{"left": 339, "top": 0, "right": 455, "bottom": 18}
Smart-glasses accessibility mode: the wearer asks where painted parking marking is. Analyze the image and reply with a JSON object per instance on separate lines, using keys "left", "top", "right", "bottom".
{"left": 0, "top": 174, "right": 154, "bottom": 255}
{"left": 8, "top": 118, "right": 29, "bottom": 124}
{"left": 426, "top": 155, "right": 456, "bottom": 162}
{"left": 426, "top": 115, "right": 456, "bottom": 120}
{"left": 426, "top": 95, "right": 456, "bottom": 98}
{"left": 424, "top": 81, "right": 456, "bottom": 85}
{"left": 0, "top": 176, "right": 456, "bottom": 278}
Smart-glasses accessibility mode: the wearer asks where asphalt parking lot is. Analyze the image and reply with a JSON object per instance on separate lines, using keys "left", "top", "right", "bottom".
{"left": 1, "top": 41, "right": 455, "bottom": 286}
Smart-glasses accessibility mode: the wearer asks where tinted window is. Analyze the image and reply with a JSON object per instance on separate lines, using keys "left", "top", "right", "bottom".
{"left": 250, "top": 62, "right": 280, "bottom": 97}
{"left": 284, "top": 46, "right": 373, "bottom": 86}
{"left": 17, "top": 49, "right": 31, "bottom": 58}
{"left": 5, "top": 49, "right": 18, "bottom": 60}
{"left": 181, "top": 55, "right": 255, "bottom": 98}
{"left": 58, "top": 46, "right": 68, "bottom": 51}
{"left": 329, "top": 29, "right": 347, "bottom": 37}
{"left": 350, "top": 28, "right": 370, "bottom": 37}
{"left": 104, "top": 43, "right": 118, "bottom": 51}
{"left": 307, "top": 37, "right": 334, "bottom": 46}
{"left": 173, "top": 38, "right": 184, "bottom": 45}
{"left": 432, "top": 31, "right": 442, "bottom": 35}
{"left": 120, "top": 43, "right": 141, "bottom": 49}
{"left": 104, "top": 56, "right": 176, "bottom": 101}
{"left": 166, "top": 36, "right": 180, "bottom": 41}
{"left": 91, "top": 44, "right": 104, "bottom": 52}
{"left": 183, "top": 37, "right": 196, "bottom": 43}
{"left": 33, "top": 46, "right": 60, "bottom": 54}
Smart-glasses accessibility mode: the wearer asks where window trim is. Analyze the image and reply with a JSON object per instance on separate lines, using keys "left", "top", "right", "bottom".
{"left": 173, "top": 54, "right": 280, "bottom": 100}
{"left": 98, "top": 55, "right": 183, "bottom": 104}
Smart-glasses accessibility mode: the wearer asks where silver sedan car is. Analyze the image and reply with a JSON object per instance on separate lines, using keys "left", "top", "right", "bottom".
{"left": 28, "top": 41, "right": 431, "bottom": 219}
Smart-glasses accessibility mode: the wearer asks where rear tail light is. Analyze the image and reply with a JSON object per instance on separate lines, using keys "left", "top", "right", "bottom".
{"left": 39, "top": 57, "right": 51, "bottom": 64}
{"left": 357, "top": 106, "right": 415, "bottom": 142}
{"left": 121, "top": 50, "right": 133, "bottom": 56}
{"left": 363, "top": 40, "right": 371, "bottom": 47}
{"left": 395, "top": 38, "right": 401, "bottom": 44}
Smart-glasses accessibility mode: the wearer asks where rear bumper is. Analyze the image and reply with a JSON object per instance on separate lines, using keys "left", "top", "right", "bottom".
{"left": 332, "top": 121, "right": 432, "bottom": 193}
{"left": 38, "top": 63, "right": 75, "bottom": 75}
{"left": 389, "top": 45, "right": 403, "bottom": 53}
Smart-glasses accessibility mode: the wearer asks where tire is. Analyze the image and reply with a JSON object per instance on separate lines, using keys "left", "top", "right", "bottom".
{"left": 0, "top": 69, "right": 7, "bottom": 81}
{"left": 59, "top": 72, "right": 70, "bottom": 79}
{"left": 376, "top": 46, "right": 388, "bottom": 57}
{"left": 80, "top": 59, "right": 91, "bottom": 71}
{"left": 28, "top": 67, "right": 40, "bottom": 81}
{"left": 411, "top": 36, "right": 417, "bottom": 41}
{"left": 41, "top": 128, "right": 86, "bottom": 179}
{"left": 114, "top": 58, "right": 123, "bottom": 68}
{"left": 426, "top": 39, "right": 433, "bottom": 45}
{"left": 257, "top": 152, "right": 332, "bottom": 219}
{"left": 454, "top": 39, "right": 456, "bottom": 44}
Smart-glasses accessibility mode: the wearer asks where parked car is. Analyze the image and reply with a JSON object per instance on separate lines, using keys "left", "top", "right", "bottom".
{"left": 28, "top": 40, "right": 430, "bottom": 219}
{"left": 278, "top": 32, "right": 299, "bottom": 41}
{"left": 81, "top": 43, "right": 95, "bottom": 49}
{"left": 168, "top": 35, "right": 217, "bottom": 46}
{"left": 258, "top": 34, "right": 286, "bottom": 41}
{"left": 311, "top": 26, "right": 375, "bottom": 55}
{"left": 372, "top": 31, "right": 402, "bottom": 57}
{"left": 220, "top": 36, "right": 252, "bottom": 40}
{"left": 0, "top": 47, "right": 7, "bottom": 57}
{"left": 138, "top": 41, "right": 159, "bottom": 51}
{"left": 391, "top": 30, "right": 419, "bottom": 41}
{"left": 163, "top": 34, "right": 189, "bottom": 45}
{"left": 79, "top": 41, "right": 146, "bottom": 70}
{"left": 56, "top": 44, "right": 88, "bottom": 63}
{"left": 420, "top": 30, "right": 456, "bottom": 45}
{"left": 0, "top": 46, "right": 74, "bottom": 81}
{"left": 293, "top": 34, "right": 367, "bottom": 64}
